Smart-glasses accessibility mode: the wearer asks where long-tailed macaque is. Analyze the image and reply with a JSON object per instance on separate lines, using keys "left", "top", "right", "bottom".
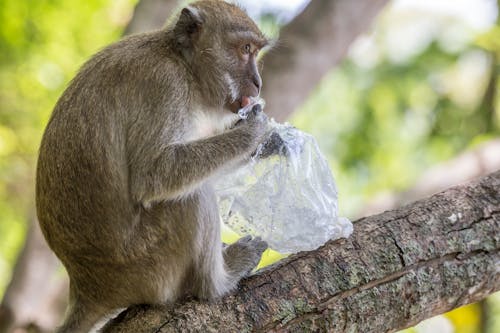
{"left": 36, "top": 1, "right": 269, "bottom": 331}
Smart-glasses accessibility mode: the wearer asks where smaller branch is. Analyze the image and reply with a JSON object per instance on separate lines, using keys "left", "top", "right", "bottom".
{"left": 0, "top": 219, "right": 67, "bottom": 333}
{"left": 361, "top": 139, "right": 500, "bottom": 217}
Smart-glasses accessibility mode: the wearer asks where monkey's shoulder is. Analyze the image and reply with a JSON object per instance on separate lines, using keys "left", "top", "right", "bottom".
{"left": 77, "top": 30, "right": 183, "bottom": 82}
{"left": 52, "top": 31, "right": 187, "bottom": 119}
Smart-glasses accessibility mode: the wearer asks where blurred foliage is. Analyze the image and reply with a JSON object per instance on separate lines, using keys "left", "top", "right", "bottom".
{"left": 0, "top": 0, "right": 499, "bottom": 332}
{"left": 289, "top": 2, "right": 500, "bottom": 332}
{"left": 486, "top": 292, "right": 500, "bottom": 332}
{"left": 0, "top": 0, "right": 137, "bottom": 297}
{"left": 291, "top": 2, "right": 500, "bottom": 217}
{"left": 445, "top": 303, "right": 481, "bottom": 333}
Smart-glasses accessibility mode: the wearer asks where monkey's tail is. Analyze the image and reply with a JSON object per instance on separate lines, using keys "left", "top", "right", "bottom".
{"left": 56, "top": 298, "right": 106, "bottom": 333}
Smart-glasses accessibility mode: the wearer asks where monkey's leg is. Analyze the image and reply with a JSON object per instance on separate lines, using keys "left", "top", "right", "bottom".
{"left": 188, "top": 186, "right": 265, "bottom": 299}
{"left": 188, "top": 187, "right": 231, "bottom": 299}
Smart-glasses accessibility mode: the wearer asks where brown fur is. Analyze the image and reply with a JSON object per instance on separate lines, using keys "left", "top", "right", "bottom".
{"left": 36, "top": 1, "right": 269, "bottom": 332}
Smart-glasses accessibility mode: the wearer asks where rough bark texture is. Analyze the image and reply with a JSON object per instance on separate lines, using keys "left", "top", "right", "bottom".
{"left": 103, "top": 171, "right": 500, "bottom": 333}
{"left": 261, "top": 0, "right": 390, "bottom": 121}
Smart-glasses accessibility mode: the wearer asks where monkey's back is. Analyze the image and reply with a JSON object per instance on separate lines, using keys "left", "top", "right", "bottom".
{"left": 35, "top": 31, "right": 185, "bottom": 263}
{"left": 36, "top": 70, "right": 129, "bottom": 262}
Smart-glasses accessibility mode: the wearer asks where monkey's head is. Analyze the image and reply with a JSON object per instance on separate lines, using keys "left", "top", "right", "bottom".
{"left": 173, "top": 0, "right": 270, "bottom": 112}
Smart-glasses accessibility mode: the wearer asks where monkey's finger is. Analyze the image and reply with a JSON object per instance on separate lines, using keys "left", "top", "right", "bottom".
{"left": 238, "top": 235, "right": 253, "bottom": 243}
{"left": 251, "top": 104, "right": 263, "bottom": 114}
{"left": 254, "top": 239, "right": 268, "bottom": 253}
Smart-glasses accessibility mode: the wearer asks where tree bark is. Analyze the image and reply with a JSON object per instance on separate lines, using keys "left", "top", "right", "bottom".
{"left": 261, "top": 0, "right": 389, "bottom": 121}
{"left": 102, "top": 170, "right": 500, "bottom": 333}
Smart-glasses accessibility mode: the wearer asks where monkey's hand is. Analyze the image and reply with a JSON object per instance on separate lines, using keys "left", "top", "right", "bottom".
{"left": 235, "top": 104, "right": 268, "bottom": 153}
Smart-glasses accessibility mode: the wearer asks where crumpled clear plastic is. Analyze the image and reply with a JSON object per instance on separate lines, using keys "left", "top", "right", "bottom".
{"left": 214, "top": 98, "right": 352, "bottom": 253}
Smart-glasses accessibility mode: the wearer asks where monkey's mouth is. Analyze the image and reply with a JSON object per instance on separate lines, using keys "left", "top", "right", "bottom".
{"left": 241, "top": 96, "right": 251, "bottom": 108}
{"left": 226, "top": 96, "right": 252, "bottom": 113}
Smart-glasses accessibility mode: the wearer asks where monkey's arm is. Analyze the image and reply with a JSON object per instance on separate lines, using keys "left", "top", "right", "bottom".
{"left": 130, "top": 123, "right": 263, "bottom": 203}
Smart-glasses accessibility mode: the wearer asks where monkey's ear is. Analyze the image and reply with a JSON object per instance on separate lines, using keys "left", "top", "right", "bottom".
{"left": 174, "top": 6, "right": 203, "bottom": 49}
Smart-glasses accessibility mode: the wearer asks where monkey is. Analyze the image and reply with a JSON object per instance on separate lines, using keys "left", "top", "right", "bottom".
{"left": 35, "top": 1, "right": 271, "bottom": 332}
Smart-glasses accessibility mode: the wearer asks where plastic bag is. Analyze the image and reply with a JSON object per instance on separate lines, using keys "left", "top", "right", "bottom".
{"left": 215, "top": 98, "right": 352, "bottom": 253}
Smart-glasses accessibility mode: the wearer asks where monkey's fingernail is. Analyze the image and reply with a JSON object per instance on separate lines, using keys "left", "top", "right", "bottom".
{"left": 241, "top": 96, "right": 251, "bottom": 108}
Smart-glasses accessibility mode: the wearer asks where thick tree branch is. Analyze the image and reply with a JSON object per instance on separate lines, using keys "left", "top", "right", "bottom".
{"left": 361, "top": 139, "right": 500, "bottom": 218}
{"left": 124, "top": 0, "right": 179, "bottom": 36}
{"left": 261, "top": 0, "right": 389, "bottom": 121}
{"left": 103, "top": 171, "right": 500, "bottom": 332}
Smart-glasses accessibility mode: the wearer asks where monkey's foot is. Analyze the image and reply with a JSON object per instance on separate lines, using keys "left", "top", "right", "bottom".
{"left": 223, "top": 235, "right": 267, "bottom": 279}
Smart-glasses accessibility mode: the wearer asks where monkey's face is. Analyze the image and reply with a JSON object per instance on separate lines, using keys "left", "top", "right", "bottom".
{"left": 223, "top": 33, "right": 267, "bottom": 113}
{"left": 174, "top": 1, "right": 269, "bottom": 112}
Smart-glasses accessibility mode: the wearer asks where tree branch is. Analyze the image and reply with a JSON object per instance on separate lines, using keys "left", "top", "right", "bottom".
{"left": 262, "top": 0, "right": 389, "bottom": 121}
{"left": 124, "top": 0, "right": 179, "bottom": 36}
{"left": 0, "top": 219, "right": 67, "bottom": 333}
{"left": 103, "top": 170, "right": 500, "bottom": 333}
{"left": 361, "top": 138, "right": 500, "bottom": 218}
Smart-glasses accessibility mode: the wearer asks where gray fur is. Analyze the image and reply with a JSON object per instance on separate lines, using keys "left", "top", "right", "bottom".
{"left": 36, "top": 1, "right": 269, "bottom": 332}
